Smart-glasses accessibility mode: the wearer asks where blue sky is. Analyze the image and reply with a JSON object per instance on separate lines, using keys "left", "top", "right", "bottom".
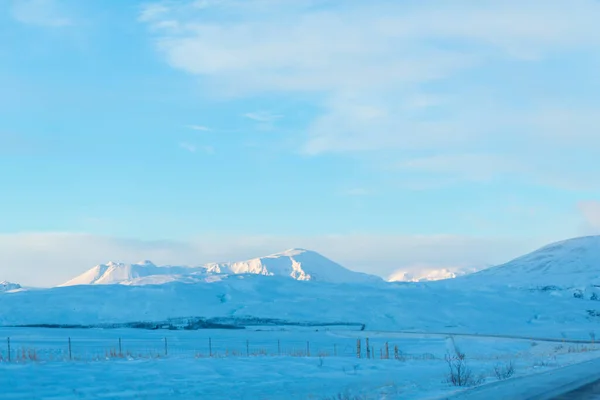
{"left": 1, "top": 0, "right": 600, "bottom": 286}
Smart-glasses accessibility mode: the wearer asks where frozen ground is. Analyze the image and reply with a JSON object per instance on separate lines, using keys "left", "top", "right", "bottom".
{"left": 2, "top": 275, "right": 600, "bottom": 341}
{"left": 1, "top": 327, "right": 599, "bottom": 399}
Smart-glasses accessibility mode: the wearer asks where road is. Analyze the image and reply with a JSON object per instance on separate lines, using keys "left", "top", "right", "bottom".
{"left": 551, "top": 379, "right": 600, "bottom": 399}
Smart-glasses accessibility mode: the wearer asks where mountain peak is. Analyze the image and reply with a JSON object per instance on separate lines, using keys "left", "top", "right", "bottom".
{"left": 460, "top": 235, "right": 600, "bottom": 288}
{"left": 59, "top": 248, "right": 382, "bottom": 287}
{"left": 0, "top": 281, "right": 22, "bottom": 292}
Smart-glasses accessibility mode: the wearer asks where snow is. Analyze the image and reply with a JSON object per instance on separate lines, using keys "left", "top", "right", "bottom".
{"left": 441, "top": 355, "right": 600, "bottom": 400}
{"left": 59, "top": 261, "right": 205, "bottom": 287}
{"left": 0, "top": 281, "right": 22, "bottom": 292}
{"left": 458, "top": 235, "right": 600, "bottom": 288}
{"left": 59, "top": 248, "right": 381, "bottom": 287}
{"left": 5, "top": 235, "right": 600, "bottom": 398}
{"left": 1, "top": 327, "right": 599, "bottom": 399}
{"left": 388, "top": 266, "right": 484, "bottom": 282}
{"left": 1, "top": 273, "right": 599, "bottom": 342}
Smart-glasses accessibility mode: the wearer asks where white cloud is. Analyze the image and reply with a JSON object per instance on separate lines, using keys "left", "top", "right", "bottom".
{"left": 140, "top": 0, "right": 600, "bottom": 94}
{"left": 0, "top": 231, "right": 554, "bottom": 287}
{"left": 11, "top": 0, "right": 72, "bottom": 27}
{"left": 139, "top": 0, "right": 600, "bottom": 188}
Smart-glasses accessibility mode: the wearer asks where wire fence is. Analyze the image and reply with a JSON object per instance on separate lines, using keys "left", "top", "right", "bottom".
{"left": 1, "top": 333, "right": 594, "bottom": 364}
{"left": 0, "top": 335, "right": 438, "bottom": 363}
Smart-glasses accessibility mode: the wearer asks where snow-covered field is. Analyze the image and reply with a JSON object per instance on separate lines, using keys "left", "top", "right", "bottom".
{"left": 1, "top": 327, "right": 599, "bottom": 399}
{"left": 3, "top": 236, "right": 600, "bottom": 398}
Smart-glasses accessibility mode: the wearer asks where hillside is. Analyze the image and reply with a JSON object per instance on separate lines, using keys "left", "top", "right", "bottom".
{"left": 59, "top": 249, "right": 382, "bottom": 286}
{"left": 4, "top": 237, "right": 600, "bottom": 338}
{"left": 456, "top": 235, "right": 600, "bottom": 288}
{"left": 0, "top": 274, "right": 598, "bottom": 339}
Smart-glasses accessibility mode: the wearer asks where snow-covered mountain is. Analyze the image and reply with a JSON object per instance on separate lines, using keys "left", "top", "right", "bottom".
{"left": 59, "top": 261, "right": 205, "bottom": 286}
{"left": 387, "top": 266, "right": 485, "bottom": 282}
{"left": 5, "top": 237, "right": 600, "bottom": 339}
{"left": 0, "top": 281, "right": 22, "bottom": 292}
{"left": 457, "top": 235, "right": 600, "bottom": 288}
{"left": 59, "top": 249, "right": 382, "bottom": 287}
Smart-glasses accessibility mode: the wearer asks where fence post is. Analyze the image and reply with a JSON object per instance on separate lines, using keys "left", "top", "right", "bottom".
{"left": 385, "top": 342, "right": 389, "bottom": 359}
{"left": 164, "top": 337, "right": 168, "bottom": 356}
{"left": 119, "top": 338, "right": 122, "bottom": 356}
{"left": 277, "top": 339, "right": 281, "bottom": 356}
{"left": 68, "top": 337, "right": 72, "bottom": 360}
{"left": 366, "top": 338, "right": 370, "bottom": 359}
{"left": 334, "top": 343, "right": 337, "bottom": 357}
{"left": 306, "top": 341, "right": 310, "bottom": 357}
{"left": 209, "top": 338, "right": 212, "bottom": 357}
{"left": 357, "top": 339, "right": 361, "bottom": 358}
{"left": 7, "top": 337, "right": 10, "bottom": 362}
{"left": 246, "top": 340, "right": 249, "bottom": 357}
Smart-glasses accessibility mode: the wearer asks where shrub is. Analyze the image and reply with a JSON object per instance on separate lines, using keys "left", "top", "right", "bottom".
{"left": 493, "top": 361, "right": 515, "bottom": 380}
{"left": 444, "top": 344, "right": 484, "bottom": 387}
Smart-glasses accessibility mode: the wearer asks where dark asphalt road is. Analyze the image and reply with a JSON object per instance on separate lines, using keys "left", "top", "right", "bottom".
{"left": 551, "top": 379, "right": 600, "bottom": 399}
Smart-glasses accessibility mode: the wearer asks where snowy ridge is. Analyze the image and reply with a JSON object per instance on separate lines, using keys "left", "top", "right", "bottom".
{"left": 0, "top": 281, "right": 22, "bottom": 292}
{"left": 202, "top": 248, "right": 380, "bottom": 284}
{"left": 60, "top": 248, "right": 382, "bottom": 287}
{"left": 59, "top": 261, "right": 205, "bottom": 287}
{"left": 458, "top": 235, "right": 600, "bottom": 288}
{"left": 388, "top": 266, "right": 485, "bottom": 282}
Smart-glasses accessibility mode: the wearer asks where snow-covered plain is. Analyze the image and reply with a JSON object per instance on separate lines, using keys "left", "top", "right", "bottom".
{"left": 2, "top": 236, "right": 600, "bottom": 399}
{"left": 1, "top": 274, "right": 600, "bottom": 340}
{"left": 1, "top": 327, "right": 600, "bottom": 399}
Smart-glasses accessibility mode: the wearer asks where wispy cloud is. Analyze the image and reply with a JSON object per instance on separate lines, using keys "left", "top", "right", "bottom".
{"left": 243, "top": 111, "right": 282, "bottom": 122}
{"left": 140, "top": 0, "right": 600, "bottom": 93}
{"left": 200, "top": 145, "right": 215, "bottom": 154}
{"left": 179, "top": 142, "right": 214, "bottom": 154}
{"left": 138, "top": 3, "right": 170, "bottom": 23}
{"left": 140, "top": 0, "right": 600, "bottom": 188}
{"left": 187, "top": 125, "right": 211, "bottom": 131}
{"left": 395, "top": 154, "right": 522, "bottom": 183}
{"left": 11, "top": 0, "right": 73, "bottom": 27}
{"left": 179, "top": 142, "right": 197, "bottom": 152}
